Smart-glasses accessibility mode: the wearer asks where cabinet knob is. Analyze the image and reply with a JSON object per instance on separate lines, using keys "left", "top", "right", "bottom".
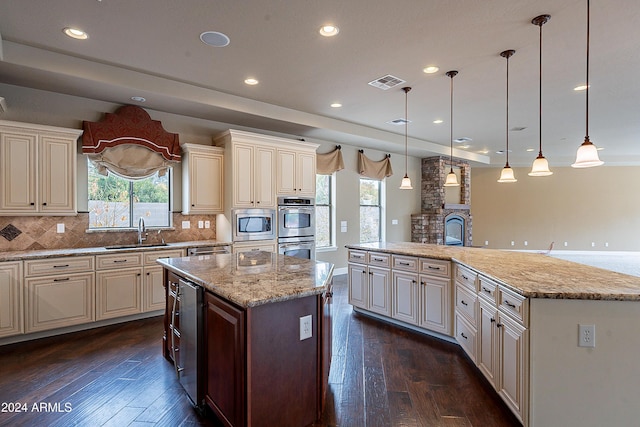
{"left": 256, "top": 201, "right": 260, "bottom": 204}
{"left": 191, "top": 204, "right": 195, "bottom": 207}
{"left": 490, "top": 317, "right": 496, "bottom": 323}
{"left": 30, "top": 202, "right": 35, "bottom": 206}
{"left": 460, "top": 332, "right": 468, "bottom": 340}
{"left": 496, "top": 323, "right": 503, "bottom": 328}
{"left": 42, "top": 202, "right": 47, "bottom": 206}
{"left": 461, "top": 300, "right": 468, "bottom": 306}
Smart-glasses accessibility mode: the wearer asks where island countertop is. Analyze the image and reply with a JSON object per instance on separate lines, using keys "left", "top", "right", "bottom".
{"left": 157, "top": 251, "right": 334, "bottom": 307}
{"left": 346, "top": 242, "right": 640, "bottom": 301}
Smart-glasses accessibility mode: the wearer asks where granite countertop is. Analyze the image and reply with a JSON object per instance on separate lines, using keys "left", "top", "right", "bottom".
{"left": 0, "top": 240, "right": 231, "bottom": 262}
{"left": 157, "top": 251, "right": 334, "bottom": 308}
{"left": 346, "top": 242, "right": 640, "bottom": 301}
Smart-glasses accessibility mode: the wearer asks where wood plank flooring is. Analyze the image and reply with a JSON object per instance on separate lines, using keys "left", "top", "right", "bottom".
{"left": 0, "top": 274, "right": 520, "bottom": 426}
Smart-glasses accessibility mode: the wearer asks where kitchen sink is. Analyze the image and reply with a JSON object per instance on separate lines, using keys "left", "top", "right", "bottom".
{"left": 104, "top": 243, "right": 170, "bottom": 250}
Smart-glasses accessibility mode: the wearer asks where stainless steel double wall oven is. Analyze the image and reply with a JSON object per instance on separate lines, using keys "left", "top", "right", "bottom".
{"left": 277, "top": 196, "right": 315, "bottom": 260}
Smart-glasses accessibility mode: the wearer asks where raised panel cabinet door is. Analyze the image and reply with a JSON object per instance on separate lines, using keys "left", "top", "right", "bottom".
{"left": 419, "top": 274, "right": 451, "bottom": 335}
{"left": 40, "top": 134, "right": 76, "bottom": 213}
{"left": 0, "top": 261, "right": 23, "bottom": 338}
{"left": 254, "top": 146, "right": 276, "bottom": 207}
{"left": 25, "top": 272, "right": 95, "bottom": 333}
{"left": 497, "top": 313, "right": 527, "bottom": 423}
{"left": 276, "top": 149, "right": 296, "bottom": 195}
{"left": 477, "top": 299, "right": 498, "bottom": 386}
{"left": 347, "top": 263, "right": 368, "bottom": 309}
{"left": 368, "top": 266, "right": 391, "bottom": 316}
{"left": 205, "top": 292, "right": 246, "bottom": 427}
{"left": 392, "top": 271, "right": 418, "bottom": 325}
{"left": 190, "top": 151, "right": 224, "bottom": 213}
{"left": 0, "top": 131, "right": 37, "bottom": 212}
{"left": 95, "top": 268, "right": 143, "bottom": 320}
{"left": 143, "top": 265, "right": 166, "bottom": 312}
{"left": 233, "top": 143, "right": 254, "bottom": 207}
{"left": 296, "top": 151, "right": 316, "bottom": 196}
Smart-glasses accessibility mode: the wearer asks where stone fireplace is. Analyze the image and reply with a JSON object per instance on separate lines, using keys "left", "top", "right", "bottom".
{"left": 411, "top": 156, "right": 472, "bottom": 246}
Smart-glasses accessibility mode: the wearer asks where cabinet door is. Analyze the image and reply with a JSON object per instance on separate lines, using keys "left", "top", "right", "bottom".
{"left": 233, "top": 143, "right": 255, "bottom": 208}
{"left": 391, "top": 271, "right": 418, "bottom": 325}
{"left": 40, "top": 134, "right": 76, "bottom": 213}
{"left": 276, "top": 149, "right": 297, "bottom": 195}
{"left": 348, "top": 263, "right": 368, "bottom": 309}
{"left": 254, "top": 145, "right": 276, "bottom": 207}
{"left": 0, "top": 261, "right": 23, "bottom": 338}
{"left": 455, "top": 313, "right": 477, "bottom": 363}
{"left": 419, "top": 274, "right": 451, "bottom": 335}
{"left": 478, "top": 299, "right": 498, "bottom": 386}
{"left": 497, "top": 313, "right": 527, "bottom": 422}
{"left": 189, "top": 150, "right": 224, "bottom": 213}
{"left": 368, "top": 266, "right": 391, "bottom": 316}
{"left": 205, "top": 292, "right": 246, "bottom": 427}
{"left": 296, "top": 151, "right": 316, "bottom": 196}
{"left": 96, "top": 268, "right": 143, "bottom": 320}
{"left": 0, "top": 131, "right": 37, "bottom": 212}
{"left": 143, "top": 265, "right": 166, "bottom": 312}
{"left": 25, "top": 272, "right": 95, "bottom": 333}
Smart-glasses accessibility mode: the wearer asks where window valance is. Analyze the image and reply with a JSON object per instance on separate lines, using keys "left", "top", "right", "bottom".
{"left": 316, "top": 145, "right": 345, "bottom": 175}
{"left": 82, "top": 105, "right": 180, "bottom": 179}
{"left": 358, "top": 150, "right": 393, "bottom": 180}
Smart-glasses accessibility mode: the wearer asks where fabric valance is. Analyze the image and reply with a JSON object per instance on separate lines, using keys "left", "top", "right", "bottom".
{"left": 316, "top": 145, "right": 345, "bottom": 175}
{"left": 358, "top": 150, "right": 393, "bottom": 180}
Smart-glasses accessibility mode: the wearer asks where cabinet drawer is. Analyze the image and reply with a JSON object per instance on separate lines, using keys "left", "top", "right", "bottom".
{"left": 455, "top": 264, "right": 477, "bottom": 291}
{"left": 25, "top": 256, "right": 94, "bottom": 277}
{"left": 368, "top": 252, "right": 390, "bottom": 268}
{"left": 392, "top": 255, "right": 418, "bottom": 272}
{"left": 419, "top": 258, "right": 450, "bottom": 277}
{"left": 455, "top": 283, "right": 477, "bottom": 327}
{"left": 96, "top": 253, "right": 143, "bottom": 270}
{"left": 478, "top": 275, "right": 498, "bottom": 304}
{"left": 498, "top": 286, "right": 528, "bottom": 326}
{"left": 348, "top": 249, "right": 368, "bottom": 264}
{"left": 455, "top": 313, "right": 477, "bottom": 363}
{"left": 143, "top": 249, "right": 185, "bottom": 265}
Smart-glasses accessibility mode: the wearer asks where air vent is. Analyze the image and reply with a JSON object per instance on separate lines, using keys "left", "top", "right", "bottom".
{"left": 387, "top": 118, "right": 410, "bottom": 126}
{"left": 368, "top": 75, "right": 406, "bottom": 90}
{"left": 454, "top": 137, "right": 472, "bottom": 143}
{"left": 511, "top": 126, "right": 527, "bottom": 131}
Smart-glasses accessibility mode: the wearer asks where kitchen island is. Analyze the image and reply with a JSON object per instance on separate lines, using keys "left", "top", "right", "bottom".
{"left": 346, "top": 242, "right": 640, "bottom": 427}
{"left": 157, "top": 251, "right": 334, "bottom": 427}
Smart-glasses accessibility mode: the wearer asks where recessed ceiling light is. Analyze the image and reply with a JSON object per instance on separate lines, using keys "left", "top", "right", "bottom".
{"left": 574, "top": 84, "right": 590, "bottom": 91}
{"left": 479, "top": 149, "right": 490, "bottom": 154}
{"left": 200, "top": 31, "right": 230, "bottom": 47}
{"left": 433, "top": 119, "right": 444, "bottom": 124}
{"left": 63, "top": 27, "right": 88, "bottom": 40}
{"left": 526, "top": 148, "right": 535, "bottom": 152}
{"left": 597, "top": 146, "right": 605, "bottom": 151}
{"left": 319, "top": 25, "right": 339, "bottom": 37}
{"left": 330, "top": 103, "right": 342, "bottom": 108}
{"left": 131, "top": 96, "right": 146, "bottom": 103}
{"left": 423, "top": 66, "right": 439, "bottom": 74}
{"left": 244, "top": 78, "right": 259, "bottom": 85}
{"left": 460, "top": 144, "right": 471, "bottom": 149}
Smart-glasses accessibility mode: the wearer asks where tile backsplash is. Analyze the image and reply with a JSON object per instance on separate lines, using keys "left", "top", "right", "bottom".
{"left": 0, "top": 213, "right": 219, "bottom": 252}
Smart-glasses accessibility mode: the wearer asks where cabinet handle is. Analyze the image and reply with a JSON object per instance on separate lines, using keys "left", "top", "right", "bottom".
{"left": 369, "top": 272, "right": 373, "bottom": 275}
{"left": 420, "top": 281, "right": 426, "bottom": 286}
{"left": 496, "top": 323, "right": 503, "bottom": 328}
{"left": 191, "top": 204, "right": 195, "bottom": 207}
{"left": 428, "top": 266, "right": 441, "bottom": 270}
{"left": 113, "top": 260, "right": 128, "bottom": 263}
{"left": 30, "top": 202, "right": 35, "bottom": 206}
{"left": 53, "top": 277, "right": 70, "bottom": 282}
{"left": 256, "top": 201, "right": 260, "bottom": 204}
{"left": 42, "top": 202, "right": 47, "bottom": 206}
{"left": 412, "top": 280, "right": 417, "bottom": 284}
{"left": 461, "top": 300, "right": 468, "bottom": 306}
{"left": 490, "top": 317, "right": 496, "bottom": 323}
{"left": 147, "top": 272, "right": 150, "bottom": 276}
{"left": 353, "top": 255, "right": 363, "bottom": 259}
{"left": 504, "top": 300, "right": 517, "bottom": 308}
{"left": 137, "top": 273, "right": 141, "bottom": 276}
{"left": 362, "top": 270, "right": 366, "bottom": 274}
{"left": 373, "top": 258, "right": 383, "bottom": 262}
{"left": 53, "top": 264, "right": 70, "bottom": 268}
{"left": 460, "top": 332, "right": 468, "bottom": 340}
{"left": 482, "top": 287, "right": 492, "bottom": 294}
{"left": 399, "top": 262, "right": 411, "bottom": 266}
{"left": 462, "top": 274, "right": 469, "bottom": 280}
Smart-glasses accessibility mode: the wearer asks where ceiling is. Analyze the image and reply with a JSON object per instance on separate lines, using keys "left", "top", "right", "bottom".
{"left": 1, "top": 0, "right": 639, "bottom": 167}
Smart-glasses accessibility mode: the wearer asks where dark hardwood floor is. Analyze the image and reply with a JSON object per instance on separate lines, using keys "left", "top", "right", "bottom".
{"left": 0, "top": 274, "right": 520, "bottom": 427}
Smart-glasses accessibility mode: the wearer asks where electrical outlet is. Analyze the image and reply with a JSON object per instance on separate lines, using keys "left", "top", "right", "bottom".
{"left": 205, "top": 221, "right": 211, "bottom": 228}
{"left": 300, "top": 315, "right": 312, "bottom": 341}
{"left": 182, "top": 221, "right": 190, "bottom": 229}
{"left": 198, "top": 220, "right": 204, "bottom": 228}
{"left": 56, "top": 223, "right": 65, "bottom": 233}
{"left": 578, "top": 324, "right": 596, "bottom": 348}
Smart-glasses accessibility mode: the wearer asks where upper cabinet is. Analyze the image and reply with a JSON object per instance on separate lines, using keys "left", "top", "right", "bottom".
{"left": 276, "top": 149, "right": 316, "bottom": 197}
{"left": 181, "top": 143, "right": 224, "bottom": 214}
{"left": 231, "top": 142, "right": 276, "bottom": 208}
{"left": 0, "top": 120, "right": 82, "bottom": 216}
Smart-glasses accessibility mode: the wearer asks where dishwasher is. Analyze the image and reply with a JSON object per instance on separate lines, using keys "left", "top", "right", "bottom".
{"left": 173, "top": 278, "right": 204, "bottom": 408}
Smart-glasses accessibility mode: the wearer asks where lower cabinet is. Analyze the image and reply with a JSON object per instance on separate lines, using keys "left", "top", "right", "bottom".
{"left": 143, "top": 265, "right": 166, "bottom": 312}
{"left": 419, "top": 274, "right": 451, "bottom": 335}
{"left": 0, "top": 261, "right": 23, "bottom": 338}
{"left": 347, "top": 263, "right": 368, "bottom": 308}
{"left": 96, "top": 268, "right": 143, "bottom": 320}
{"left": 391, "top": 271, "right": 418, "bottom": 325}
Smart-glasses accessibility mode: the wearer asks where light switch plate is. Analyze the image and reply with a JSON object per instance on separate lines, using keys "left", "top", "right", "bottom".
{"left": 182, "top": 221, "right": 191, "bottom": 229}
{"left": 56, "top": 223, "right": 65, "bottom": 233}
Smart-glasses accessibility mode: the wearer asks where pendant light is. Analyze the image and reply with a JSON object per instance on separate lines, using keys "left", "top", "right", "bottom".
{"left": 498, "top": 49, "right": 517, "bottom": 183}
{"left": 572, "top": 0, "right": 603, "bottom": 167}
{"left": 444, "top": 71, "right": 460, "bottom": 187}
{"left": 399, "top": 86, "right": 414, "bottom": 190}
{"left": 529, "top": 15, "right": 553, "bottom": 176}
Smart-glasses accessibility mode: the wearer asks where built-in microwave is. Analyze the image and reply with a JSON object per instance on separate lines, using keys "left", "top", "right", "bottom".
{"left": 277, "top": 197, "right": 315, "bottom": 238}
{"left": 232, "top": 208, "right": 276, "bottom": 242}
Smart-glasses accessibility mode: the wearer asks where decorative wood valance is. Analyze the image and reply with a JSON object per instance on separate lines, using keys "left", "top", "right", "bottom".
{"left": 316, "top": 145, "right": 345, "bottom": 175}
{"left": 358, "top": 150, "right": 393, "bottom": 180}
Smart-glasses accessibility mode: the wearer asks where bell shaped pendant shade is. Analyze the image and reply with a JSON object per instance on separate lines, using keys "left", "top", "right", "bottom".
{"left": 400, "top": 174, "right": 413, "bottom": 189}
{"left": 572, "top": 137, "right": 603, "bottom": 168}
{"left": 444, "top": 168, "right": 459, "bottom": 187}
{"left": 529, "top": 154, "right": 553, "bottom": 176}
{"left": 498, "top": 165, "right": 517, "bottom": 183}
{"left": 399, "top": 86, "right": 413, "bottom": 189}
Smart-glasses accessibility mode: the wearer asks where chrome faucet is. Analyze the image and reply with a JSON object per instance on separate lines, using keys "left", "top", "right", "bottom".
{"left": 138, "top": 217, "right": 147, "bottom": 245}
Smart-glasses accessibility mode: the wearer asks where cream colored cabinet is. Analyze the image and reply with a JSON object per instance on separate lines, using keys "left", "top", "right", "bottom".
{"left": 347, "top": 262, "right": 368, "bottom": 309}
{"left": 276, "top": 149, "right": 316, "bottom": 196}
{"left": 0, "top": 261, "right": 23, "bottom": 338}
{"left": 0, "top": 121, "right": 81, "bottom": 215}
{"left": 368, "top": 266, "right": 391, "bottom": 316}
{"left": 24, "top": 256, "right": 95, "bottom": 333}
{"left": 348, "top": 250, "right": 391, "bottom": 314}
{"left": 142, "top": 249, "right": 185, "bottom": 312}
{"left": 232, "top": 143, "right": 276, "bottom": 208}
{"left": 232, "top": 240, "right": 277, "bottom": 254}
{"left": 181, "top": 143, "right": 224, "bottom": 214}
{"left": 418, "top": 258, "right": 451, "bottom": 335}
{"left": 95, "top": 253, "right": 143, "bottom": 320}
{"left": 391, "top": 271, "right": 418, "bottom": 325}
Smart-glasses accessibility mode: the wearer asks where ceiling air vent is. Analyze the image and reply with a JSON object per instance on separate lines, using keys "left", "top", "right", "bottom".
{"left": 387, "top": 118, "right": 410, "bottom": 126}
{"left": 368, "top": 75, "right": 406, "bottom": 90}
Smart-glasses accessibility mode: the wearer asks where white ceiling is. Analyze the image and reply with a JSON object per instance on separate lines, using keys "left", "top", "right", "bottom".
{"left": 1, "top": 0, "right": 639, "bottom": 166}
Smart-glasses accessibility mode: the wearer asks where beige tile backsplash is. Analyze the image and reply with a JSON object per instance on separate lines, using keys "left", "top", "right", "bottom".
{"left": 0, "top": 213, "right": 219, "bottom": 252}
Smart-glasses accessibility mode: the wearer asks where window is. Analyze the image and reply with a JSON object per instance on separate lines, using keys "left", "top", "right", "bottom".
{"left": 88, "top": 161, "right": 171, "bottom": 229}
{"left": 315, "top": 174, "right": 334, "bottom": 248}
{"left": 360, "top": 178, "right": 383, "bottom": 243}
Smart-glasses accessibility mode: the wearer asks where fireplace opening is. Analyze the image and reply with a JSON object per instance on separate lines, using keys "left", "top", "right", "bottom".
{"left": 445, "top": 215, "right": 465, "bottom": 246}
